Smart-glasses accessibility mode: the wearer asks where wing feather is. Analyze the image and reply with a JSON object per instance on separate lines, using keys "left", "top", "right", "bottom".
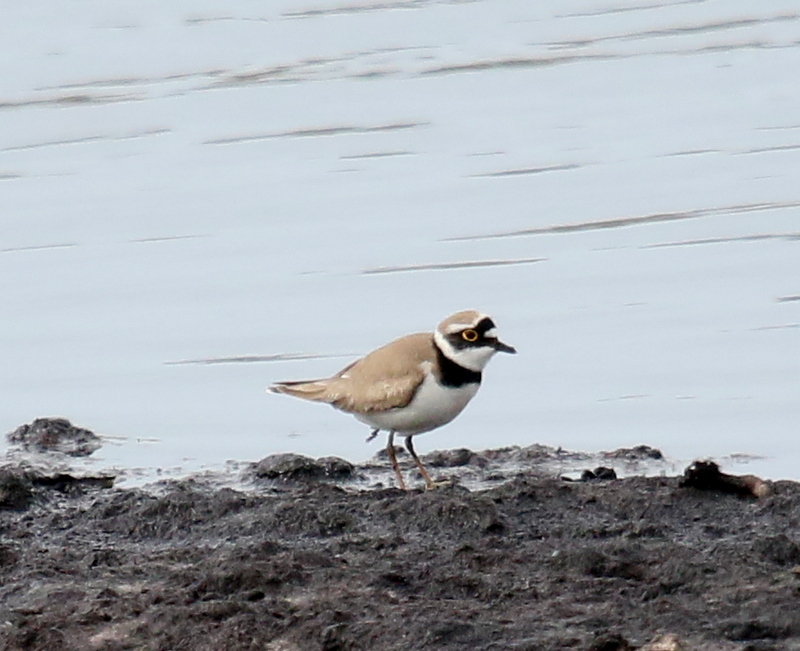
{"left": 269, "top": 333, "right": 434, "bottom": 414}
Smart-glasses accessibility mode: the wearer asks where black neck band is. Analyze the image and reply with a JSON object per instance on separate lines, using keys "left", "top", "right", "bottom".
{"left": 435, "top": 343, "right": 482, "bottom": 388}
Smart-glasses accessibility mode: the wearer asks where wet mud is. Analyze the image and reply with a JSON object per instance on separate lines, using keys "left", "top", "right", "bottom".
{"left": 2, "top": 445, "right": 800, "bottom": 651}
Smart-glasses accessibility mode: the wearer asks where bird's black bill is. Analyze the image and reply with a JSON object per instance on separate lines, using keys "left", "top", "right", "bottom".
{"left": 493, "top": 339, "right": 516, "bottom": 354}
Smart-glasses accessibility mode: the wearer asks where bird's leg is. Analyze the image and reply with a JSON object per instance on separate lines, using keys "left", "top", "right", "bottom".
{"left": 386, "top": 431, "right": 406, "bottom": 490}
{"left": 366, "top": 428, "right": 379, "bottom": 443}
{"left": 404, "top": 436, "right": 436, "bottom": 490}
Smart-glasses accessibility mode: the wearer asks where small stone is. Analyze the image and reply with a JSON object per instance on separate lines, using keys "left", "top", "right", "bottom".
{"left": 581, "top": 467, "right": 617, "bottom": 481}
{"left": 680, "top": 461, "right": 771, "bottom": 498}
{"left": 251, "top": 453, "right": 321, "bottom": 480}
{"left": 6, "top": 418, "right": 102, "bottom": 457}
{"left": 250, "top": 453, "right": 354, "bottom": 482}
{"left": 603, "top": 445, "right": 664, "bottom": 461}
{"left": 425, "top": 448, "right": 477, "bottom": 467}
{"left": 318, "top": 456, "right": 356, "bottom": 479}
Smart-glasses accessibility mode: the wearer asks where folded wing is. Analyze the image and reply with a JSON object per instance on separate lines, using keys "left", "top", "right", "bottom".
{"left": 269, "top": 333, "right": 434, "bottom": 414}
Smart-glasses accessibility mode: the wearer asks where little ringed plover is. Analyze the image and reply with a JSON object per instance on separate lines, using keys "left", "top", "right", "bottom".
{"left": 269, "top": 310, "right": 515, "bottom": 489}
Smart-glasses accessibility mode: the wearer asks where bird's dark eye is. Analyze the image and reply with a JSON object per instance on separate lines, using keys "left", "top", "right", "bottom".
{"left": 462, "top": 329, "right": 479, "bottom": 342}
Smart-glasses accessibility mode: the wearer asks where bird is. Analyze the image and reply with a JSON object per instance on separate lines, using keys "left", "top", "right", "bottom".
{"left": 268, "top": 310, "right": 516, "bottom": 489}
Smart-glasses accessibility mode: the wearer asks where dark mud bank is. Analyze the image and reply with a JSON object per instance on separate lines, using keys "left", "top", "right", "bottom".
{"left": 2, "top": 458, "right": 800, "bottom": 650}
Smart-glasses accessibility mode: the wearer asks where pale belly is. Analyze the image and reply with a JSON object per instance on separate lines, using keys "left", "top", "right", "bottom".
{"left": 354, "top": 374, "right": 480, "bottom": 435}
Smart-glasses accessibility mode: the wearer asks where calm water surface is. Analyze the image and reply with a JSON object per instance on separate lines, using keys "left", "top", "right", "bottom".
{"left": 1, "top": 0, "right": 799, "bottom": 483}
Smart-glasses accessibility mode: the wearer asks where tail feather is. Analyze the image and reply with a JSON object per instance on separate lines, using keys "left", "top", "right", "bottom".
{"left": 268, "top": 379, "right": 332, "bottom": 403}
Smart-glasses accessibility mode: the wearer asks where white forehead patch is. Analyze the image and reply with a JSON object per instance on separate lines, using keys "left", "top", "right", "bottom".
{"left": 444, "top": 313, "right": 488, "bottom": 334}
{"left": 484, "top": 327, "right": 498, "bottom": 338}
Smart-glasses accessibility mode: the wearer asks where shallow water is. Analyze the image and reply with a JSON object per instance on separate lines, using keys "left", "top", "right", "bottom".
{"left": 2, "top": 0, "right": 799, "bottom": 482}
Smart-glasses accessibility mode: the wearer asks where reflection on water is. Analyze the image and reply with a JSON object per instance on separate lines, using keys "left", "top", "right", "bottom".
{"left": 204, "top": 122, "right": 425, "bottom": 145}
{"left": 165, "top": 353, "right": 354, "bottom": 366}
{"left": 445, "top": 202, "right": 800, "bottom": 241}
{"left": 361, "top": 258, "right": 546, "bottom": 275}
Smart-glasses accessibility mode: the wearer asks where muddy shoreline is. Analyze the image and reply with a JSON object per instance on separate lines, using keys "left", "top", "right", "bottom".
{"left": 2, "top": 443, "right": 800, "bottom": 651}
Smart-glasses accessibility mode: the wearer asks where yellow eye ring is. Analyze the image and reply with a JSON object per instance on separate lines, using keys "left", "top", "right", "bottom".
{"left": 462, "top": 329, "right": 479, "bottom": 342}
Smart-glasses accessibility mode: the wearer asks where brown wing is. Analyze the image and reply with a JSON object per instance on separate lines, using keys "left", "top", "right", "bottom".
{"left": 269, "top": 333, "right": 435, "bottom": 414}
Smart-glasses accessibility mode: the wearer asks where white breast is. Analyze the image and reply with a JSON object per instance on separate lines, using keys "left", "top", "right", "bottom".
{"left": 355, "top": 372, "right": 480, "bottom": 435}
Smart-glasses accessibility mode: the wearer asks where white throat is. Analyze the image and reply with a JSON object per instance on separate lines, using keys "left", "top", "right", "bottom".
{"left": 434, "top": 330, "right": 497, "bottom": 372}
